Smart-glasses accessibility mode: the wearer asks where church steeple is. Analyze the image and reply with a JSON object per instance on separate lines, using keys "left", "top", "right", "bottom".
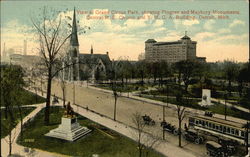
{"left": 70, "top": 7, "right": 79, "bottom": 46}
{"left": 90, "top": 45, "right": 93, "bottom": 54}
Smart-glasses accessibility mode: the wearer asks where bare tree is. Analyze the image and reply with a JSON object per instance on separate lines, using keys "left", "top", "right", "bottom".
{"left": 31, "top": 7, "right": 78, "bottom": 125}
{"left": 131, "top": 112, "right": 161, "bottom": 157}
{"left": 132, "top": 112, "right": 146, "bottom": 157}
{"left": 175, "top": 92, "right": 186, "bottom": 147}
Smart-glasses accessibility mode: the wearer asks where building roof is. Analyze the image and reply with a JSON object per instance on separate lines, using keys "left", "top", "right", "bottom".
{"left": 145, "top": 39, "right": 157, "bottom": 43}
{"left": 153, "top": 41, "right": 182, "bottom": 46}
{"left": 70, "top": 8, "right": 79, "bottom": 46}
{"left": 181, "top": 35, "right": 191, "bottom": 40}
{"left": 79, "top": 54, "right": 111, "bottom": 68}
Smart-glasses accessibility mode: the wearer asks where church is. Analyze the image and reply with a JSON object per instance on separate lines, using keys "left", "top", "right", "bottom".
{"left": 63, "top": 8, "right": 112, "bottom": 82}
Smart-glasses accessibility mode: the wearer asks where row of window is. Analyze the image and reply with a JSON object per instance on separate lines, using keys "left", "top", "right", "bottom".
{"left": 193, "top": 119, "right": 245, "bottom": 138}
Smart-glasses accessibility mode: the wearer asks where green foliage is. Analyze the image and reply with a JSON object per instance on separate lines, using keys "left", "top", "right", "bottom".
{"left": 17, "top": 107, "right": 163, "bottom": 157}
{"left": 1, "top": 107, "right": 35, "bottom": 138}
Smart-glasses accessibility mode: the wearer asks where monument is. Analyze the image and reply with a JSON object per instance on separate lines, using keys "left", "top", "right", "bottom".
{"left": 45, "top": 102, "right": 91, "bottom": 141}
{"left": 199, "top": 89, "right": 212, "bottom": 106}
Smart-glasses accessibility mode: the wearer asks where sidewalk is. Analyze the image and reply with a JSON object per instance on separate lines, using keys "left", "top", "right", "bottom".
{"left": 1, "top": 102, "right": 69, "bottom": 157}
{"left": 71, "top": 104, "right": 196, "bottom": 157}
{"left": 22, "top": 88, "right": 197, "bottom": 157}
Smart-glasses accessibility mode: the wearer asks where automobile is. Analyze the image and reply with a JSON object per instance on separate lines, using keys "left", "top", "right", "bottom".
{"left": 160, "top": 121, "right": 179, "bottom": 135}
{"left": 52, "top": 96, "right": 59, "bottom": 104}
{"left": 204, "top": 111, "right": 214, "bottom": 117}
{"left": 183, "top": 129, "right": 204, "bottom": 144}
{"left": 206, "top": 141, "right": 224, "bottom": 157}
{"left": 218, "top": 138, "right": 237, "bottom": 156}
{"left": 142, "top": 115, "right": 155, "bottom": 125}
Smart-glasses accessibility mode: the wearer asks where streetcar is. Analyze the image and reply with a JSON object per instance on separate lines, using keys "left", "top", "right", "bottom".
{"left": 187, "top": 114, "right": 250, "bottom": 145}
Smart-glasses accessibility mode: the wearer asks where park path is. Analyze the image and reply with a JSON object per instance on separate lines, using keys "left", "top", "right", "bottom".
{"left": 22, "top": 87, "right": 198, "bottom": 157}
{"left": 1, "top": 102, "right": 69, "bottom": 157}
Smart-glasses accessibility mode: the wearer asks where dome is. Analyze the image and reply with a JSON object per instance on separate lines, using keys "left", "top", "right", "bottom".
{"left": 145, "top": 39, "right": 157, "bottom": 43}
{"left": 181, "top": 35, "right": 191, "bottom": 40}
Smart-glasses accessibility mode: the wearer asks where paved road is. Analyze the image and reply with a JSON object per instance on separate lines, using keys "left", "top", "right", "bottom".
{"left": 49, "top": 80, "right": 207, "bottom": 157}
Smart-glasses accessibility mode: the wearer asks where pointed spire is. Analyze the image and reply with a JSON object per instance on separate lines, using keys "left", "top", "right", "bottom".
{"left": 70, "top": 7, "right": 79, "bottom": 46}
{"left": 90, "top": 45, "right": 93, "bottom": 54}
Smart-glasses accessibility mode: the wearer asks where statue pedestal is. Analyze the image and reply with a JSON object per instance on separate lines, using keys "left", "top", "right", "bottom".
{"left": 45, "top": 117, "right": 91, "bottom": 141}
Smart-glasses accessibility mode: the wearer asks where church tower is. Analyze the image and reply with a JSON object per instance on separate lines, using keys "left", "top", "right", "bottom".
{"left": 68, "top": 7, "right": 80, "bottom": 81}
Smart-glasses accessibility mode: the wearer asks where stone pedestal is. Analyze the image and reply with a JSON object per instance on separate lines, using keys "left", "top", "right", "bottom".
{"left": 45, "top": 117, "right": 91, "bottom": 141}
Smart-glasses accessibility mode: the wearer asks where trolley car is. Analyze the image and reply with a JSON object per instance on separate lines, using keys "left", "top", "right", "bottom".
{"left": 187, "top": 114, "right": 250, "bottom": 145}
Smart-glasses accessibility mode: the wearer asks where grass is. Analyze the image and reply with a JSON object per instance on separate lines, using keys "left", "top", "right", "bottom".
{"left": 17, "top": 107, "right": 164, "bottom": 157}
{"left": 140, "top": 94, "right": 250, "bottom": 120}
{"left": 140, "top": 94, "right": 204, "bottom": 110}
{"left": 207, "top": 103, "right": 250, "bottom": 120}
{"left": 20, "top": 89, "right": 46, "bottom": 105}
{"left": 1, "top": 107, "right": 35, "bottom": 138}
{"left": 0, "top": 89, "right": 46, "bottom": 107}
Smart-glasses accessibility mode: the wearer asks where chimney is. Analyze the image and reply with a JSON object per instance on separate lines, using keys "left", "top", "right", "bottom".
{"left": 106, "top": 51, "right": 109, "bottom": 56}
{"left": 90, "top": 45, "right": 93, "bottom": 54}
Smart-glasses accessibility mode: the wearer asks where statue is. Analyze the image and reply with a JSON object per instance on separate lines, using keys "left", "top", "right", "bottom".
{"left": 63, "top": 102, "right": 75, "bottom": 118}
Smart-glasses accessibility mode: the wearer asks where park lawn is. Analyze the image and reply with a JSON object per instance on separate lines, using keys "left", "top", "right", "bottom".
{"left": 140, "top": 94, "right": 204, "bottom": 110}
{"left": 207, "top": 103, "right": 250, "bottom": 120}
{"left": 17, "top": 107, "right": 164, "bottom": 157}
{"left": 1, "top": 107, "right": 35, "bottom": 138}
{"left": 19, "top": 89, "right": 46, "bottom": 105}
{"left": 140, "top": 94, "right": 250, "bottom": 120}
{"left": 0, "top": 89, "right": 46, "bottom": 107}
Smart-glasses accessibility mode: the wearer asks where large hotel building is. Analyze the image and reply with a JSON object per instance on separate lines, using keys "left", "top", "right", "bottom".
{"left": 145, "top": 34, "right": 205, "bottom": 63}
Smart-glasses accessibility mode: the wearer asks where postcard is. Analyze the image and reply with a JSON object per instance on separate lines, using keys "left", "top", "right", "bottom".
{"left": 1, "top": 0, "right": 249, "bottom": 157}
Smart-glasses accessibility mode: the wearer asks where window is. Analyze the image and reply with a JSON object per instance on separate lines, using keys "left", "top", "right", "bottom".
{"left": 195, "top": 120, "right": 199, "bottom": 125}
{"left": 231, "top": 129, "right": 235, "bottom": 134}
{"left": 208, "top": 123, "right": 212, "bottom": 128}
{"left": 205, "top": 121, "right": 208, "bottom": 127}
{"left": 212, "top": 124, "right": 215, "bottom": 129}
{"left": 215, "top": 125, "right": 219, "bottom": 130}
{"left": 235, "top": 130, "right": 239, "bottom": 136}
{"left": 227, "top": 127, "right": 231, "bottom": 133}
{"left": 241, "top": 131, "right": 245, "bottom": 137}
{"left": 219, "top": 126, "right": 222, "bottom": 132}
{"left": 223, "top": 126, "right": 226, "bottom": 133}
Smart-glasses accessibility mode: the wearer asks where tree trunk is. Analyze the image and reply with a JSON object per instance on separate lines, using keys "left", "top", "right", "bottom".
{"left": 62, "top": 87, "right": 66, "bottom": 108}
{"left": 17, "top": 105, "right": 23, "bottom": 141}
{"left": 178, "top": 118, "right": 182, "bottom": 147}
{"left": 45, "top": 69, "right": 52, "bottom": 125}
{"left": 8, "top": 125, "right": 12, "bottom": 156}
{"left": 114, "top": 96, "right": 117, "bottom": 121}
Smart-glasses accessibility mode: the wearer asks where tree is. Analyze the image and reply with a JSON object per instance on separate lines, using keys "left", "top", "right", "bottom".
{"left": 1, "top": 65, "right": 25, "bottom": 156}
{"left": 132, "top": 112, "right": 145, "bottom": 157}
{"left": 223, "top": 60, "right": 239, "bottom": 96}
{"left": 175, "top": 90, "right": 186, "bottom": 147}
{"left": 174, "top": 60, "right": 198, "bottom": 92}
{"left": 31, "top": 7, "right": 87, "bottom": 125}
{"left": 131, "top": 112, "right": 160, "bottom": 157}
{"left": 136, "top": 61, "right": 148, "bottom": 86}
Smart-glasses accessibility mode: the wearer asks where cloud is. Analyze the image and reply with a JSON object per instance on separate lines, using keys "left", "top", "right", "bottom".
{"left": 193, "top": 32, "right": 215, "bottom": 41}
{"left": 217, "top": 28, "right": 231, "bottom": 34}
{"left": 229, "top": 20, "right": 245, "bottom": 28}
{"left": 182, "top": 19, "right": 199, "bottom": 26}
{"left": 203, "top": 20, "right": 216, "bottom": 30}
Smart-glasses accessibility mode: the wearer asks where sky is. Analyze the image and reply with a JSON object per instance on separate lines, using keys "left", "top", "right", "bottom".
{"left": 0, "top": 0, "right": 249, "bottom": 62}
